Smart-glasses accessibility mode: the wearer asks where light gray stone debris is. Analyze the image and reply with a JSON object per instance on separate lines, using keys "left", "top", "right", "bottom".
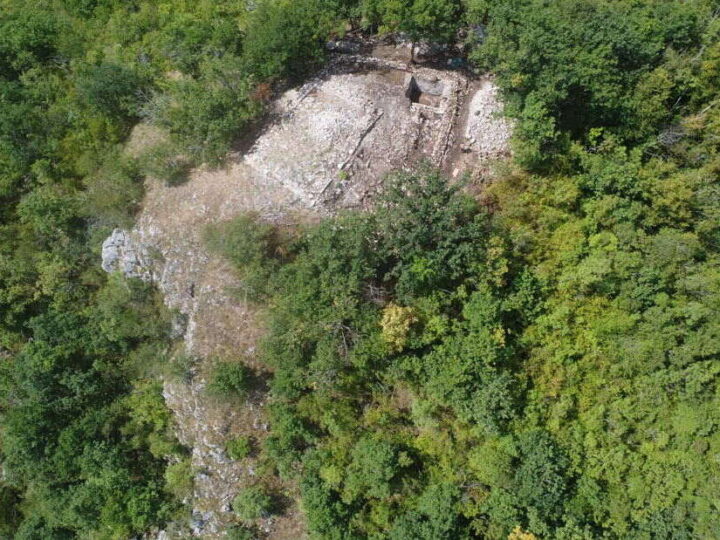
{"left": 170, "top": 312, "right": 189, "bottom": 340}
{"left": 101, "top": 228, "right": 152, "bottom": 279}
{"left": 326, "top": 40, "right": 361, "bottom": 54}
{"left": 190, "top": 511, "right": 215, "bottom": 536}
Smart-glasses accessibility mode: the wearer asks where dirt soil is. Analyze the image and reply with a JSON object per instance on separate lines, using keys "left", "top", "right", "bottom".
{"left": 105, "top": 47, "right": 512, "bottom": 538}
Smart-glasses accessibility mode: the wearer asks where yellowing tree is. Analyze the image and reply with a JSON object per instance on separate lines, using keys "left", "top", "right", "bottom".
{"left": 380, "top": 303, "right": 416, "bottom": 351}
{"left": 508, "top": 526, "right": 538, "bottom": 540}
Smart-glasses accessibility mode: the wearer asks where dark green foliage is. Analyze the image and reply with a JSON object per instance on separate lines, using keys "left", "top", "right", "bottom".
{"left": 299, "top": 467, "right": 353, "bottom": 538}
{"left": 417, "top": 287, "right": 519, "bottom": 434}
{"left": 514, "top": 431, "right": 569, "bottom": 523}
{"left": 145, "top": 55, "right": 262, "bottom": 164}
{"left": 217, "top": 170, "right": 531, "bottom": 536}
{"left": 264, "top": 403, "right": 317, "bottom": 480}
{"left": 3, "top": 0, "right": 720, "bottom": 538}
{"left": 226, "top": 435, "right": 253, "bottom": 460}
{"left": 0, "top": 0, "right": 356, "bottom": 532}
{"left": 343, "top": 436, "right": 400, "bottom": 501}
{"left": 362, "top": 0, "right": 461, "bottom": 45}
{"left": 470, "top": 0, "right": 713, "bottom": 168}
{"left": 378, "top": 167, "right": 490, "bottom": 299}
{"left": 206, "top": 360, "right": 253, "bottom": 401}
{"left": 204, "top": 213, "right": 287, "bottom": 298}
{"left": 477, "top": 6, "right": 720, "bottom": 533}
{"left": 0, "top": 8, "right": 59, "bottom": 78}
{"left": 0, "top": 485, "right": 21, "bottom": 538}
{"left": 0, "top": 283, "right": 180, "bottom": 538}
{"left": 232, "top": 485, "right": 275, "bottom": 521}
{"left": 205, "top": 214, "right": 280, "bottom": 269}
{"left": 227, "top": 525, "right": 258, "bottom": 540}
{"left": 164, "top": 459, "right": 194, "bottom": 499}
{"left": 82, "top": 150, "right": 145, "bottom": 228}
{"left": 389, "top": 483, "right": 467, "bottom": 540}
{"left": 13, "top": 515, "right": 73, "bottom": 540}
{"left": 93, "top": 274, "right": 171, "bottom": 347}
{"left": 241, "top": 0, "right": 336, "bottom": 81}
{"left": 75, "top": 62, "right": 148, "bottom": 119}
{"left": 138, "top": 142, "right": 192, "bottom": 187}
{"left": 211, "top": 2, "right": 720, "bottom": 529}
{"left": 158, "top": 14, "right": 243, "bottom": 75}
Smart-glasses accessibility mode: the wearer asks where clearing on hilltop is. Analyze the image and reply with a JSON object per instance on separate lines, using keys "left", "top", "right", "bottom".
{"left": 1, "top": 1, "right": 719, "bottom": 539}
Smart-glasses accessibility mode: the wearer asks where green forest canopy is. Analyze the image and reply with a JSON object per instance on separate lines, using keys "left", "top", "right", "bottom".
{"left": 1, "top": 0, "right": 719, "bottom": 538}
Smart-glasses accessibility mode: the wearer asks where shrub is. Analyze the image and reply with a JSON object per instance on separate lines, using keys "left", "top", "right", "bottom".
{"left": 0, "top": 485, "right": 21, "bottom": 538}
{"left": 226, "top": 525, "right": 257, "bottom": 540}
{"left": 300, "top": 470, "right": 352, "bottom": 537}
{"left": 204, "top": 213, "right": 286, "bottom": 299}
{"left": 93, "top": 274, "right": 170, "bottom": 346}
{"left": 389, "top": 483, "right": 466, "bottom": 540}
{"left": 342, "top": 436, "right": 400, "bottom": 502}
{"left": 362, "top": 0, "right": 461, "bottom": 47}
{"left": 468, "top": 437, "right": 516, "bottom": 488}
{"left": 138, "top": 142, "right": 192, "bottom": 186}
{"left": 143, "top": 55, "right": 261, "bottom": 165}
{"left": 165, "top": 352, "right": 197, "bottom": 384}
{"left": 226, "top": 436, "right": 253, "bottom": 460}
{"left": 377, "top": 168, "right": 487, "bottom": 299}
{"left": 508, "top": 526, "right": 539, "bottom": 540}
{"left": 380, "top": 303, "right": 416, "bottom": 352}
{"left": 205, "top": 360, "right": 253, "bottom": 400}
{"left": 75, "top": 62, "right": 148, "bottom": 119}
{"left": 124, "top": 380, "right": 177, "bottom": 456}
{"left": 164, "top": 458, "right": 193, "bottom": 499}
{"left": 204, "top": 214, "right": 279, "bottom": 270}
{"left": 241, "top": 0, "right": 335, "bottom": 81}
{"left": 514, "top": 431, "right": 570, "bottom": 522}
{"left": 232, "top": 485, "right": 274, "bottom": 521}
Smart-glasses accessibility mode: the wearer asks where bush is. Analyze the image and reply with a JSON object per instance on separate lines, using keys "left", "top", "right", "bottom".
{"left": 470, "top": 0, "right": 708, "bottom": 167}
{"left": 226, "top": 525, "right": 257, "bottom": 540}
{"left": 204, "top": 213, "right": 286, "bottom": 299}
{"left": 204, "top": 214, "right": 279, "bottom": 270}
{"left": 0, "top": 485, "right": 21, "bottom": 538}
{"left": 164, "top": 458, "right": 193, "bottom": 499}
{"left": 123, "top": 380, "right": 176, "bottom": 456}
{"left": 205, "top": 360, "right": 253, "bottom": 400}
{"left": 514, "top": 431, "right": 570, "bottom": 522}
{"left": 232, "top": 485, "right": 274, "bottom": 521}
{"left": 241, "top": 0, "right": 336, "bottom": 81}
{"left": 361, "top": 0, "right": 461, "bottom": 46}
{"left": 389, "top": 483, "right": 466, "bottom": 540}
{"left": 377, "top": 168, "right": 487, "bottom": 299}
{"left": 138, "top": 142, "right": 192, "bottom": 186}
{"left": 226, "top": 436, "right": 253, "bottom": 460}
{"left": 300, "top": 469, "right": 352, "bottom": 537}
{"left": 342, "top": 437, "right": 400, "bottom": 502}
{"left": 380, "top": 303, "right": 416, "bottom": 352}
{"left": 92, "top": 274, "right": 170, "bottom": 347}
{"left": 164, "top": 352, "right": 197, "bottom": 384}
{"left": 75, "top": 62, "right": 149, "bottom": 119}
{"left": 143, "top": 55, "right": 261, "bottom": 165}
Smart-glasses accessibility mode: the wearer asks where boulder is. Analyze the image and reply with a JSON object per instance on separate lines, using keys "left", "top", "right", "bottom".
{"left": 101, "top": 228, "right": 151, "bottom": 279}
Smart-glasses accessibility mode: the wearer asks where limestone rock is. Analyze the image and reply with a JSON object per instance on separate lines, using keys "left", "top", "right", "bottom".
{"left": 101, "top": 229, "right": 152, "bottom": 279}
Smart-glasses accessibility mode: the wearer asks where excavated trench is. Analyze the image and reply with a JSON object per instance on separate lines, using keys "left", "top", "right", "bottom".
{"left": 405, "top": 75, "right": 444, "bottom": 108}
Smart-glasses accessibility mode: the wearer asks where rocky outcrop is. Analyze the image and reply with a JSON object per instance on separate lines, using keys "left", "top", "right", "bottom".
{"left": 101, "top": 228, "right": 153, "bottom": 279}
